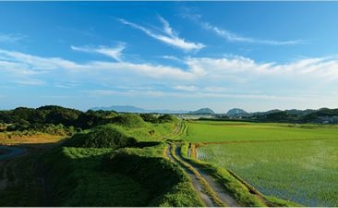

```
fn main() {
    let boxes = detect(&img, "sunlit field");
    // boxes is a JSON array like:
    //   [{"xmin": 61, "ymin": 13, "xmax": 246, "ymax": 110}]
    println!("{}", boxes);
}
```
[{"xmin": 184, "ymin": 121, "xmax": 338, "ymax": 206}]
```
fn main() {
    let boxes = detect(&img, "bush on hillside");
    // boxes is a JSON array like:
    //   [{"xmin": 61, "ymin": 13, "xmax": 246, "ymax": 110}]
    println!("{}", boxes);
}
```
[
  {"xmin": 140, "ymin": 114, "xmax": 159, "ymax": 123},
  {"xmin": 112, "ymin": 114, "xmax": 146, "ymax": 128},
  {"xmin": 158, "ymin": 114, "xmax": 177, "ymax": 123},
  {"xmin": 104, "ymin": 150, "xmax": 203, "ymax": 206},
  {"xmin": 105, "ymin": 152, "xmax": 186, "ymax": 196},
  {"xmin": 65, "ymin": 126, "xmax": 137, "ymax": 149}
]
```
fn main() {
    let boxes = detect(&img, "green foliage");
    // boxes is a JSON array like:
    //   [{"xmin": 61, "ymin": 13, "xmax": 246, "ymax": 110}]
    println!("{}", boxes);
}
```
[
  {"xmin": 105, "ymin": 147, "xmax": 203, "ymax": 206},
  {"xmin": 140, "ymin": 113, "xmax": 159, "ymax": 123},
  {"xmin": 41, "ymin": 147, "xmax": 148, "ymax": 206},
  {"xmin": 158, "ymin": 114, "xmax": 178, "ymax": 123},
  {"xmin": 66, "ymin": 126, "xmax": 137, "ymax": 149},
  {"xmin": 112, "ymin": 113, "xmax": 146, "ymax": 128},
  {"xmin": 85, "ymin": 126, "xmax": 137, "ymax": 148},
  {"xmin": 151, "ymin": 181, "xmax": 204, "ymax": 207}
]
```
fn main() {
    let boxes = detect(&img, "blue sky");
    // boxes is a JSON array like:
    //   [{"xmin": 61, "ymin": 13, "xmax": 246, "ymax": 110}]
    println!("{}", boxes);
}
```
[{"xmin": 1, "ymin": 2, "xmax": 338, "ymax": 113}]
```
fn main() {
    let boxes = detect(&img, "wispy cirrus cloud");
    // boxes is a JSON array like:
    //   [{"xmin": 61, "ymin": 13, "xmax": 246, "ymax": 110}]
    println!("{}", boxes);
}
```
[
  {"xmin": 201, "ymin": 22, "xmax": 301, "ymax": 45},
  {"xmin": 0, "ymin": 33, "xmax": 24, "ymax": 43},
  {"xmin": 13, "ymin": 79, "xmax": 45, "ymax": 86},
  {"xmin": 119, "ymin": 17, "xmax": 205, "ymax": 52},
  {"xmin": 182, "ymin": 12, "xmax": 302, "ymax": 46},
  {"xmin": 174, "ymin": 85, "xmax": 198, "ymax": 92},
  {"xmin": 71, "ymin": 43, "xmax": 125, "ymax": 62}
]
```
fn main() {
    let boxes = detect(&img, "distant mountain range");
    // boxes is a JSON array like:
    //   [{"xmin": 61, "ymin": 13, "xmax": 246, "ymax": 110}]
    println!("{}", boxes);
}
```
[
  {"xmin": 188, "ymin": 108, "xmax": 215, "ymax": 115},
  {"xmin": 226, "ymin": 108, "xmax": 249, "ymax": 117},
  {"xmin": 90, "ymin": 105, "xmax": 220, "ymax": 115},
  {"xmin": 89, "ymin": 105, "xmax": 188, "ymax": 114},
  {"xmin": 89, "ymin": 105, "xmax": 337, "ymax": 122}
]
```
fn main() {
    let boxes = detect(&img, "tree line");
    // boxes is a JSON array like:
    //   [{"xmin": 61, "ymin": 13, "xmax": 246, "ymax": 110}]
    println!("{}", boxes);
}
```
[{"xmin": 0, "ymin": 105, "xmax": 177, "ymax": 135}]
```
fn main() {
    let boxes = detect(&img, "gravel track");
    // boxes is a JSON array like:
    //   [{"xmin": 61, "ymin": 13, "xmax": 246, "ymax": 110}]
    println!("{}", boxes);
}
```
[{"xmin": 167, "ymin": 143, "xmax": 240, "ymax": 207}]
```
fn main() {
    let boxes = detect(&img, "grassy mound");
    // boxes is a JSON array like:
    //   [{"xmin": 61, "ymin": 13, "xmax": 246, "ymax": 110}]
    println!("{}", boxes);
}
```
[
  {"xmin": 104, "ymin": 147, "xmax": 204, "ymax": 206},
  {"xmin": 112, "ymin": 114, "xmax": 146, "ymax": 128},
  {"xmin": 41, "ymin": 147, "xmax": 149, "ymax": 206},
  {"xmin": 41, "ymin": 143, "xmax": 203, "ymax": 207},
  {"xmin": 65, "ymin": 126, "xmax": 137, "ymax": 149}
]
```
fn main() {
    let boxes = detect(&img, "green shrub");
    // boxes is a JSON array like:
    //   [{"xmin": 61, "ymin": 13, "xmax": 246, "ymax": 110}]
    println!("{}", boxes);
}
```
[
  {"xmin": 105, "ymin": 150, "xmax": 203, "ymax": 206},
  {"xmin": 112, "ymin": 114, "xmax": 146, "ymax": 128},
  {"xmin": 140, "ymin": 114, "xmax": 159, "ymax": 123},
  {"xmin": 66, "ymin": 126, "xmax": 137, "ymax": 149},
  {"xmin": 158, "ymin": 114, "xmax": 177, "ymax": 123}
]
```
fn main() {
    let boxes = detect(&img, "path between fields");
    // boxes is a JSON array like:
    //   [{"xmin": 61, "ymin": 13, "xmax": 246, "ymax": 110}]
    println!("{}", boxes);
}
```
[{"xmin": 166, "ymin": 143, "xmax": 240, "ymax": 207}]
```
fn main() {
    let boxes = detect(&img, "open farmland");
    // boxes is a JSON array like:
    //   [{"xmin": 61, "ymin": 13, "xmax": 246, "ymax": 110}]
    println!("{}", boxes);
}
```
[{"xmin": 184, "ymin": 121, "xmax": 338, "ymax": 206}]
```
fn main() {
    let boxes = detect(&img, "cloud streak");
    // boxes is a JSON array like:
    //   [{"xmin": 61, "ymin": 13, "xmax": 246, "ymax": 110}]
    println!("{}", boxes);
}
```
[
  {"xmin": 71, "ymin": 43, "xmax": 125, "ymax": 62},
  {"xmin": 201, "ymin": 20, "xmax": 302, "ymax": 45},
  {"xmin": 119, "ymin": 17, "xmax": 205, "ymax": 51},
  {"xmin": 0, "ymin": 33, "xmax": 24, "ymax": 43}
]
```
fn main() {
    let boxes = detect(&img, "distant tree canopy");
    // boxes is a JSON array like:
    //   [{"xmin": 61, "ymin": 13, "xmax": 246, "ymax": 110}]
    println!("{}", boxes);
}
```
[{"xmin": 0, "ymin": 105, "xmax": 120, "ymax": 133}]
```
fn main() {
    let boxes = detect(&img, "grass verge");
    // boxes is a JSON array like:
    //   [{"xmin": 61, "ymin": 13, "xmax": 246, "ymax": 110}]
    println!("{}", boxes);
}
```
[{"xmin": 180, "ymin": 142, "xmax": 302, "ymax": 207}]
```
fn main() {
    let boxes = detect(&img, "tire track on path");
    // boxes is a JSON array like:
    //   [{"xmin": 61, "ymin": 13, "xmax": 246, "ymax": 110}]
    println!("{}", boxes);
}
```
[
  {"xmin": 166, "ymin": 143, "xmax": 240, "ymax": 207},
  {"xmin": 166, "ymin": 144, "xmax": 215, "ymax": 207}
]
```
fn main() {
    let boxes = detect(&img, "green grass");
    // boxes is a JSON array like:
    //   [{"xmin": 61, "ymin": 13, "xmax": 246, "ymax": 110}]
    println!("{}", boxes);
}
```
[
  {"xmin": 183, "ymin": 120, "xmax": 338, "ymax": 142},
  {"xmin": 179, "ymin": 142, "xmax": 298, "ymax": 207},
  {"xmin": 104, "ymin": 143, "xmax": 204, "ymax": 207},
  {"xmin": 186, "ymin": 121, "xmax": 338, "ymax": 206},
  {"xmin": 40, "ymin": 118, "xmax": 203, "ymax": 207},
  {"xmin": 104, "ymin": 119, "xmax": 179, "ymax": 142},
  {"xmin": 42, "ymin": 146, "xmax": 149, "ymax": 206}
]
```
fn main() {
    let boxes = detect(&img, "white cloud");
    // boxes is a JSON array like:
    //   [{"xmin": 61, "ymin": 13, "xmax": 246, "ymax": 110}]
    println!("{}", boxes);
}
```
[
  {"xmin": 13, "ymin": 79, "xmax": 45, "ymax": 86},
  {"xmin": 174, "ymin": 85, "xmax": 198, "ymax": 92},
  {"xmin": 201, "ymin": 21, "xmax": 301, "ymax": 45},
  {"xmin": 119, "ymin": 17, "xmax": 205, "ymax": 51},
  {"xmin": 0, "ymin": 48, "xmax": 197, "ymax": 88},
  {"xmin": 161, "ymin": 55, "xmax": 182, "ymax": 62},
  {"xmin": 0, "ymin": 33, "xmax": 24, "ymax": 43},
  {"xmin": 1, "ymin": 47, "xmax": 338, "ymax": 111},
  {"xmin": 71, "ymin": 43, "xmax": 125, "ymax": 62},
  {"xmin": 0, "ymin": 49, "xmax": 82, "ymax": 73}
]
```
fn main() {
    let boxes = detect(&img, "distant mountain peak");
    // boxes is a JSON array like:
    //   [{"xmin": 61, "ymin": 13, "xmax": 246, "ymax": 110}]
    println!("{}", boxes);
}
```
[
  {"xmin": 226, "ymin": 108, "xmax": 249, "ymax": 117},
  {"xmin": 90, "ymin": 105, "xmax": 147, "ymax": 113},
  {"xmin": 89, "ymin": 105, "xmax": 188, "ymax": 114},
  {"xmin": 188, "ymin": 108, "xmax": 215, "ymax": 115}
]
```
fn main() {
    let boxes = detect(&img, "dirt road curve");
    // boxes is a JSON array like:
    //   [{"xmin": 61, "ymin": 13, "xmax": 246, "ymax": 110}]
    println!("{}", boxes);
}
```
[{"xmin": 166, "ymin": 143, "xmax": 240, "ymax": 207}]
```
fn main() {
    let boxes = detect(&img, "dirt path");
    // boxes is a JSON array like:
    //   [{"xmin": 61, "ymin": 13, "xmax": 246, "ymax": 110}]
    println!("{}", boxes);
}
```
[
  {"xmin": 167, "ymin": 144, "xmax": 215, "ymax": 207},
  {"xmin": 166, "ymin": 143, "xmax": 240, "ymax": 207}
]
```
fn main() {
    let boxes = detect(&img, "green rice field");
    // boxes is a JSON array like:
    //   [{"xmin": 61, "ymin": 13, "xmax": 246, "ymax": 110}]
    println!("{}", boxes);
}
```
[{"xmin": 184, "ymin": 121, "xmax": 338, "ymax": 206}]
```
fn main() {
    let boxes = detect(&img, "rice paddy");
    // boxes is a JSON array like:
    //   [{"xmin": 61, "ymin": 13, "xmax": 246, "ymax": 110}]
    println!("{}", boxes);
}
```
[{"xmin": 184, "ymin": 121, "xmax": 338, "ymax": 206}]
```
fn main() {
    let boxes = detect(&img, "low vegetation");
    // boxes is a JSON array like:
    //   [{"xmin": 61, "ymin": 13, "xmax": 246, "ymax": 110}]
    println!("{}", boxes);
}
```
[
  {"xmin": 185, "ymin": 121, "xmax": 338, "ymax": 207},
  {"xmin": 1, "ymin": 105, "xmax": 336, "ymax": 207},
  {"xmin": 32, "ymin": 114, "xmax": 202, "ymax": 206},
  {"xmin": 65, "ymin": 126, "xmax": 137, "ymax": 149},
  {"xmin": 105, "ymin": 146, "xmax": 203, "ymax": 206}
]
